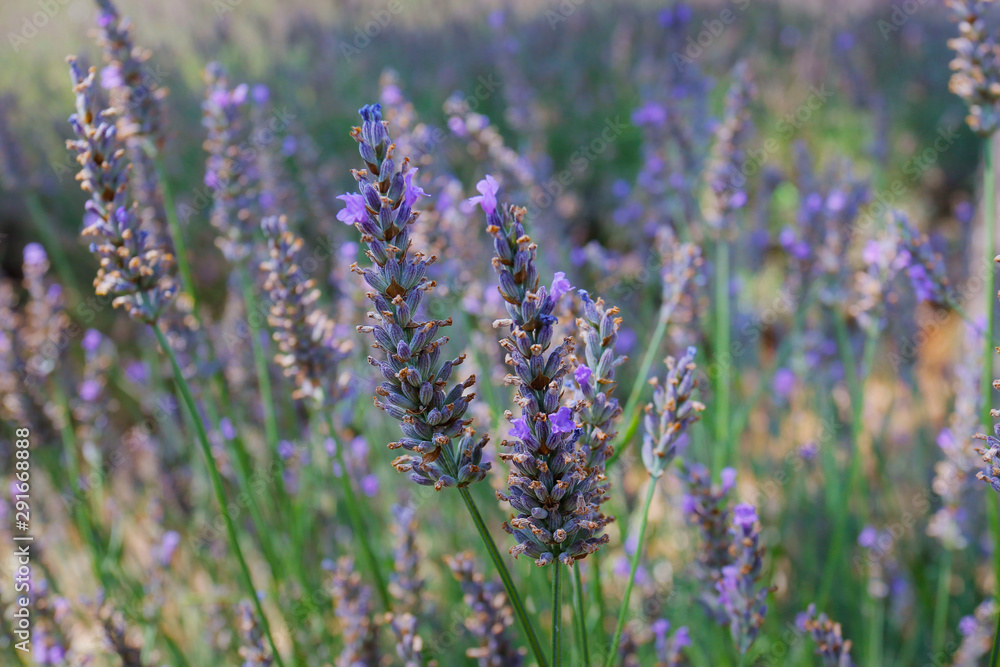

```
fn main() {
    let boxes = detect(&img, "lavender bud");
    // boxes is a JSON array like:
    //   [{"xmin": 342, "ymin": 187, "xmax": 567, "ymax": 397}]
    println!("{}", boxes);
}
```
[
  {"xmin": 947, "ymin": 0, "xmax": 1000, "ymax": 136},
  {"xmin": 641, "ymin": 347, "xmax": 705, "ymax": 477},
  {"xmin": 795, "ymin": 604, "xmax": 854, "ymax": 667}
]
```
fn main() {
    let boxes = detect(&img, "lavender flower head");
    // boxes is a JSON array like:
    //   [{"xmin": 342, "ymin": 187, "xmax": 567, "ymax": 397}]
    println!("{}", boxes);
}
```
[
  {"xmin": 681, "ymin": 461, "xmax": 737, "ymax": 623},
  {"xmin": 951, "ymin": 599, "xmax": 998, "ymax": 666},
  {"xmin": 67, "ymin": 58, "xmax": 177, "ymax": 323},
  {"xmin": 642, "ymin": 346, "xmax": 705, "ymax": 477},
  {"xmin": 446, "ymin": 551, "xmax": 525, "ymax": 667},
  {"xmin": 571, "ymin": 290, "xmax": 626, "ymax": 519},
  {"xmin": 893, "ymin": 211, "xmax": 950, "ymax": 305},
  {"xmin": 260, "ymin": 215, "xmax": 351, "ymax": 405},
  {"xmin": 346, "ymin": 103, "xmax": 490, "ymax": 490},
  {"xmin": 717, "ymin": 502, "xmax": 771, "ymax": 655},
  {"xmin": 796, "ymin": 604, "xmax": 854, "ymax": 667},
  {"xmin": 203, "ymin": 62, "xmax": 255, "ymax": 263},
  {"xmin": 705, "ymin": 61, "xmax": 755, "ymax": 237},
  {"xmin": 477, "ymin": 178, "xmax": 608, "ymax": 566},
  {"xmin": 652, "ymin": 620, "xmax": 691, "ymax": 666},
  {"xmin": 329, "ymin": 557, "xmax": 380, "ymax": 667},
  {"xmin": 947, "ymin": 0, "xmax": 1000, "ymax": 135},
  {"xmin": 94, "ymin": 0, "xmax": 166, "ymax": 144}
]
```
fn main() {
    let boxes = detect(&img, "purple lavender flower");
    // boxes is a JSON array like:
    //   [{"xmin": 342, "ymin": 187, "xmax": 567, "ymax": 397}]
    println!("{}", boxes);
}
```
[
  {"xmin": 203, "ymin": 62, "xmax": 257, "ymax": 263},
  {"xmin": 717, "ymin": 502, "xmax": 772, "ymax": 655},
  {"xmin": 237, "ymin": 600, "xmax": 274, "ymax": 666},
  {"xmin": 705, "ymin": 62, "xmax": 755, "ymax": 237},
  {"xmin": 642, "ymin": 346, "xmax": 705, "ymax": 477},
  {"xmin": 446, "ymin": 552, "xmax": 525, "ymax": 667},
  {"xmin": 947, "ymin": 0, "xmax": 1000, "ymax": 135},
  {"xmin": 67, "ymin": 58, "xmax": 177, "ymax": 323},
  {"xmin": 467, "ymin": 174, "xmax": 499, "ymax": 216},
  {"xmin": 951, "ymin": 599, "xmax": 998, "ymax": 666},
  {"xmin": 260, "ymin": 216, "xmax": 351, "ymax": 405},
  {"xmin": 796, "ymin": 604, "xmax": 854, "ymax": 667},
  {"xmin": 893, "ymin": 211, "xmax": 950, "ymax": 305},
  {"xmin": 348, "ymin": 103, "xmax": 490, "ymax": 490},
  {"xmin": 681, "ymin": 462, "xmax": 736, "ymax": 623},
  {"xmin": 93, "ymin": 0, "xmax": 167, "ymax": 145},
  {"xmin": 329, "ymin": 557, "xmax": 380, "ymax": 666},
  {"xmin": 570, "ymin": 290, "xmax": 627, "ymax": 527},
  {"xmin": 652, "ymin": 619, "xmax": 691, "ymax": 666},
  {"xmin": 479, "ymin": 181, "xmax": 608, "ymax": 566}
]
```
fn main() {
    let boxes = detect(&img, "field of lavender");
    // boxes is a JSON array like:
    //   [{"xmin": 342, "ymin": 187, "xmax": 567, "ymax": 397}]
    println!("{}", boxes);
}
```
[{"xmin": 4, "ymin": 0, "xmax": 1000, "ymax": 665}]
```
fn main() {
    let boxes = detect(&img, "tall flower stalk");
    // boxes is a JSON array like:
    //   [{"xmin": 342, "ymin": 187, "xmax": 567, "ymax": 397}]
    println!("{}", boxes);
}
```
[
  {"xmin": 705, "ymin": 62, "xmax": 754, "ymax": 472},
  {"xmin": 344, "ymin": 104, "xmax": 547, "ymax": 666},
  {"xmin": 947, "ymin": 2, "xmax": 1000, "ymax": 661},
  {"xmin": 67, "ymin": 56, "xmax": 286, "ymax": 667},
  {"xmin": 607, "ymin": 346, "xmax": 704, "ymax": 666}
]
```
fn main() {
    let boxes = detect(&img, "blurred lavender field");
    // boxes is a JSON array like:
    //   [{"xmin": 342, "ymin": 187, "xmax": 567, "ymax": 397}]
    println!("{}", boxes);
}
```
[{"xmin": 1, "ymin": 0, "xmax": 1000, "ymax": 665}]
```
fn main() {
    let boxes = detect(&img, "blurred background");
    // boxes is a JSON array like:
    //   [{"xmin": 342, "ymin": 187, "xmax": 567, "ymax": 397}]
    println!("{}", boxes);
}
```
[{"xmin": 1, "ymin": 0, "xmax": 997, "ymax": 665}]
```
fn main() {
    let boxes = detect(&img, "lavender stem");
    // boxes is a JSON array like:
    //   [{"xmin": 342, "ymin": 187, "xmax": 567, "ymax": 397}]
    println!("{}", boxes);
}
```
[
  {"xmin": 324, "ymin": 417, "xmax": 391, "ymax": 611},
  {"xmin": 572, "ymin": 565, "xmax": 589, "ymax": 666},
  {"xmin": 457, "ymin": 485, "xmax": 550, "ymax": 667},
  {"xmin": 605, "ymin": 478, "xmax": 657, "ymax": 667},
  {"xmin": 152, "ymin": 322, "xmax": 287, "ymax": 667},
  {"xmin": 552, "ymin": 563, "xmax": 563, "ymax": 667}
]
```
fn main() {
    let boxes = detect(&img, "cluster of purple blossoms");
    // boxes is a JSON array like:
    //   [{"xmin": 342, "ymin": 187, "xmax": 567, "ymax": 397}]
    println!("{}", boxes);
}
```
[
  {"xmin": 717, "ymin": 503, "xmax": 771, "ymax": 655},
  {"xmin": 446, "ymin": 551, "xmax": 525, "ymax": 667},
  {"xmin": 947, "ymin": 0, "xmax": 1000, "ymax": 136},
  {"xmin": 67, "ymin": 58, "xmax": 177, "ymax": 324},
  {"xmin": 571, "ymin": 290, "xmax": 626, "ymax": 518},
  {"xmin": 642, "ymin": 346, "xmax": 705, "ymax": 477},
  {"xmin": 94, "ymin": 0, "xmax": 166, "ymax": 145},
  {"xmin": 203, "ymin": 62, "xmax": 255, "ymax": 263},
  {"xmin": 475, "ymin": 177, "xmax": 608, "ymax": 566},
  {"xmin": 236, "ymin": 601, "xmax": 274, "ymax": 666},
  {"xmin": 704, "ymin": 61, "xmax": 755, "ymax": 237},
  {"xmin": 952, "ymin": 599, "xmax": 1000, "ymax": 665},
  {"xmin": 346, "ymin": 103, "xmax": 489, "ymax": 489},
  {"xmin": 680, "ymin": 462, "xmax": 737, "ymax": 623},
  {"xmin": 384, "ymin": 611, "xmax": 426, "ymax": 667},
  {"xmin": 892, "ymin": 211, "xmax": 951, "ymax": 305},
  {"xmin": 651, "ymin": 619, "xmax": 691, "ymax": 666},
  {"xmin": 796, "ymin": 604, "xmax": 854, "ymax": 666},
  {"xmin": 260, "ymin": 215, "xmax": 351, "ymax": 405},
  {"xmin": 329, "ymin": 557, "xmax": 380, "ymax": 667}
]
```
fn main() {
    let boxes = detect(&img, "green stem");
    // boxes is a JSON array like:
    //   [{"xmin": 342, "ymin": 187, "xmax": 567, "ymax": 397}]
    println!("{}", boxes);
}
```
[
  {"xmin": 457, "ymin": 486, "xmax": 549, "ymax": 667},
  {"xmin": 239, "ymin": 266, "xmax": 280, "ymax": 452},
  {"xmin": 984, "ymin": 138, "xmax": 1000, "ymax": 667},
  {"xmin": 592, "ymin": 555, "xmax": 607, "ymax": 652},
  {"xmin": 325, "ymin": 418, "xmax": 391, "ymax": 611},
  {"xmin": 572, "ymin": 565, "xmax": 590, "ymax": 666},
  {"xmin": 714, "ymin": 238, "xmax": 731, "ymax": 472},
  {"xmin": 552, "ymin": 564, "xmax": 562, "ymax": 667},
  {"xmin": 152, "ymin": 323, "xmax": 286, "ymax": 667},
  {"xmin": 932, "ymin": 547, "xmax": 952, "ymax": 656},
  {"xmin": 151, "ymin": 153, "xmax": 197, "ymax": 303},
  {"xmin": 605, "ymin": 478, "xmax": 657, "ymax": 667}
]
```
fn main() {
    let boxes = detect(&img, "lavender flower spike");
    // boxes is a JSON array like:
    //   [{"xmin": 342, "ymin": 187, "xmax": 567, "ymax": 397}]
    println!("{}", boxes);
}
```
[
  {"xmin": 446, "ymin": 551, "xmax": 525, "ymax": 667},
  {"xmin": 94, "ymin": 0, "xmax": 167, "ymax": 145},
  {"xmin": 67, "ymin": 57, "xmax": 176, "ymax": 323},
  {"xmin": 641, "ymin": 346, "xmax": 705, "ymax": 477},
  {"xmin": 947, "ymin": 0, "xmax": 1000, "ymax": 136},
  {"xmin": 572, "ymin": 290, "xmax": 627, "ymax": 518},
  {"xmin": 478, "ymin": 185, "xmax": 608, "ymax": 566},
  {"xmin": 796, "ymin": 604, "xmax": 854, "ymax": 667},
  {"xmin": 705, "ymin": 61, "xmax": 755, "ymax": 237},
  {"xmin": 203, "ymin": 62, "xmax": 255, "ymax": 263},
  {"xmin": 347, "ymin": 103, "xmax": 490, "ymax": 490},
  {"xmin": 681, "ymin": 462, "xmax": 737, "ymax": 623},
  {"xmin": 260, "ymin": 215, "xmax": 350, "ymax": 405},
  {"xmin": 718, "ymin": 503, "xmax": 772, "ymax": 655}
]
